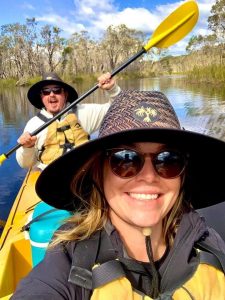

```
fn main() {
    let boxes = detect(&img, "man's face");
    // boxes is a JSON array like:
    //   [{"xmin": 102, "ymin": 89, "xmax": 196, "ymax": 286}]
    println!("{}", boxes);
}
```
[{"xmin": 40, "ymin": 84, "xmax": 68, "ymax": 115}]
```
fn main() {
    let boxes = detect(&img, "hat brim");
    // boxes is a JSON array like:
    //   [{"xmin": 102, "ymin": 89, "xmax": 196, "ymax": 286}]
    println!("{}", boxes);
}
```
[
  {"xmin": 36, "ymin": 128, "xmax": 225, "ymax": 211},
  {"xmin": 28, "ymin": 80, "xmax": 78, "ymax": 109}
]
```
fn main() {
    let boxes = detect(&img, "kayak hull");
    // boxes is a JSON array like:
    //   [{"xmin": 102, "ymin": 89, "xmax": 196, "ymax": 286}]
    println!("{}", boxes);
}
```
[{"xmin": 0, "ymin": 169, "xmax": 41, "ymax": 299}]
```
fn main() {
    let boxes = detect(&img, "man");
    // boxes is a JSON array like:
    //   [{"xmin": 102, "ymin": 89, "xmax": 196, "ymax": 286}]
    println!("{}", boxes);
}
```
[{"xmin": 16, "ymin": 72, "xmax": 120, "ymax": 170}]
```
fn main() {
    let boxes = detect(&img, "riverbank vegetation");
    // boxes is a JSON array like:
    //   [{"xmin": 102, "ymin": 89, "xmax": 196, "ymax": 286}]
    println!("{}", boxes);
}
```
[
  {"xmin": 0, "ymin": 0, "xmax": 224, "ymax": 87},
  {"xmin": 151, "ymin": 0, "xmax": 225, "ymax": 84}
]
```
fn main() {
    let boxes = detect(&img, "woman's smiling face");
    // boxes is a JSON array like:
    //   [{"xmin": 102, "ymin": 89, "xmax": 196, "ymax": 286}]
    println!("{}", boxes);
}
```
[{"xmin": 103, "ymin": 142, "xmax": 182, "ymax": 232}]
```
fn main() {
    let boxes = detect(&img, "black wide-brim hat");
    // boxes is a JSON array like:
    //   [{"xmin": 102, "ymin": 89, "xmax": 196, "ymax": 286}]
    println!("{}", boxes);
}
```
[
  {"xmin": 36, "ymin": 90, "xmax": 225, "ymax": 211},
  {"xmin": 28, "ymin": 72, "xmax": 78, "ymax": 109}
]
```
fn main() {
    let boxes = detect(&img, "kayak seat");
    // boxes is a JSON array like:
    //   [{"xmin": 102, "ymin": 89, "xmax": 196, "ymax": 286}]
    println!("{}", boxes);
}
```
[{"xmin": 29, "ymin": 201, "xmax": 71, "ymax": 266}]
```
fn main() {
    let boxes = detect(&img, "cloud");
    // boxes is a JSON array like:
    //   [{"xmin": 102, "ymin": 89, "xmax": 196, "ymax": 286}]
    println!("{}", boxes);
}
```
[
  {"xmin": 21, "ymin": 2, "xmax": 35, "ymax": 10},
  {"xmin": 152, "ymin": 0, "xmax": 216, "ymax": 55},
  {"xmin": 35, "ymin": 0, "xmax": 216, "ymax": 54},
  {"xmin": 36, "ymin": 14, "xmax": 86, "ymax": 34},
  {"xmin": 91, "ymin": 8, "xmax": 159, "ymax": 33},
  {"xmin": 73, "ymin": 0, "xmax": 116, "ymax": 16}
]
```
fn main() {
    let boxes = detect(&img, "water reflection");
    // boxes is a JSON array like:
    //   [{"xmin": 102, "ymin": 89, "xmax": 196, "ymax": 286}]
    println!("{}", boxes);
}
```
[
  {"xmin": 123, "ymin": 76, "xmax": 225, "ymax": 139},
  {"xmin": 0, "ymin": 76, "xmax": 225, "ymax": 224}
]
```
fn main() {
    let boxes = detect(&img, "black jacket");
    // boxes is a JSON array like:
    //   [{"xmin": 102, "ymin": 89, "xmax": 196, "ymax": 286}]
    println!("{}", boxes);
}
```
[{"xmin": 11, "ymin": 211, "xmax": 225, "ymax": 299}]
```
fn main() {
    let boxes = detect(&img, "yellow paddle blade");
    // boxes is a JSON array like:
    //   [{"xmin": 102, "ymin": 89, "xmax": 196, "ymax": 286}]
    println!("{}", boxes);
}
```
[
  {"xmin": 144, "ymin": 1, "xmax": 199, "ymax": 51},
  {"xmin": 0, "ymin": 154, "xmax": 7, "ymax": 165}
]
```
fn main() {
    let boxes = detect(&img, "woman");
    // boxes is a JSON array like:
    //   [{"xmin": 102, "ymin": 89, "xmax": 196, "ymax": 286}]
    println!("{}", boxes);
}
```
[{"xmin": 12, "ymin": 90, "xmax": 225, "ymax": 299}]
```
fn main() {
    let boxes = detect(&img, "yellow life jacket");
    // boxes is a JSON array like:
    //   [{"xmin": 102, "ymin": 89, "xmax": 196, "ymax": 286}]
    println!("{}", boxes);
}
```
[
  {"xmin": 91, "ymin": 262, "xmax": 225, "ymax": 300},
  {"xmin": 39, "ymin": 113, "xmax": 89, "ymax": 165},
  {"xmin": 69, "ymin": 230, "xmax": 225, "ymax": 300}
]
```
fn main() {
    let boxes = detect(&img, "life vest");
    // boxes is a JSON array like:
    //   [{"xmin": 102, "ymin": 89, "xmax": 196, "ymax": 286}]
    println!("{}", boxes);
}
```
[
  {"xmin": 37, "ymin": 112, "xmax": 89, "ymax": 165},
  {"xmin": 68, "ymin": 230, "xmax": 225, "ymax": 300}
]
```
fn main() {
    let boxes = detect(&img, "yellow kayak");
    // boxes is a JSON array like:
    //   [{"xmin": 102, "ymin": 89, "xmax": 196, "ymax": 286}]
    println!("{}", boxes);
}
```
[
  {"xmin": 0, "ymin": 168, "xmax": 71, "ymax": 299},
  {"xmin": 0, "ymin": 168, "xmax": 41, "ymax": 299}
]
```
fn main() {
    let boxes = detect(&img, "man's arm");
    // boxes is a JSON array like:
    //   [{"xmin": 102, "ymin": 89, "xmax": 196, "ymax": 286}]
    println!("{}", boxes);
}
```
[
  {"xmin": 16, "ymin": 117, "xmax": 45, "ymax": 169},
  {"xmin": 76, "ymin": 73, "xmax": 121, "ymax": 134},
  {"xmin": 98, "ymin": 72, "xmax": 121, "ymax": 101}
]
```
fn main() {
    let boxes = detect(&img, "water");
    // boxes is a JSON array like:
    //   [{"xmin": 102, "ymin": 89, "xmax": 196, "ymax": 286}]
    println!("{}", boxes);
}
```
[{"xmin": 1, "ymin": 76, "xmax": 225, "ymax": 225}]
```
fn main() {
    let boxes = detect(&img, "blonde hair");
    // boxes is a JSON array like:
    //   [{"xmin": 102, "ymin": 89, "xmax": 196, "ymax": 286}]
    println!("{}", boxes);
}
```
[
  {"xmin": 50, "ymin": 151, "xmax": 107, "ymax": 247},
  {"xmin": 51, "ymin": 150, "xmax": 190, "ymax": 248}
]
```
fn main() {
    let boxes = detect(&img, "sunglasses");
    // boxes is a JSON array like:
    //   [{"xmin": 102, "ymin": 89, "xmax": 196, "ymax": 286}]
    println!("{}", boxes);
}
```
[
  {"xmin": 41, "ymin": 87, "xmax": 63, "ymax": 96},
  {"xmin": 106, "ymin": 148, "xmax": 187, "ymax": 179}
]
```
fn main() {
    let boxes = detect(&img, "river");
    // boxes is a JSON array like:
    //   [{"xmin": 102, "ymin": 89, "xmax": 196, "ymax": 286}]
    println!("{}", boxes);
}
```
[{"xmin": 1, "ymin": 75, "xmax": 225, "ymax": 224}]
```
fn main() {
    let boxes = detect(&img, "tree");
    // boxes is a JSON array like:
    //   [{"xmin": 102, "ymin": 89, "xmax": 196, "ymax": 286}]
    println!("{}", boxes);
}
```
[
  {"xmin": 0, "ymin": 19, "xmax": 43, "ymax": 79},
  {"xmin": 208, "ymin": 0, "xmax": 225, "ymax": 64},
  {"xmin": 67, "ymin": 31, "xmax": 96, "ymax": 75},
  {"xmin": 0, "ymin": 23, "xmax": 35, "ymax": 78},
  {"xmin": 40, "ymin": 25, "xmax": 65, "ymax": 72},
  {"xmin": 208, "ymin": 0, "xmax": 225, "ymax": 42},
  {"xmin": 186, "ymin": 34, "xmax": 217, "ymax": 53},
  {"xmin": 100, "ymin": 24, "xmax": 145, "ymax": 71}
]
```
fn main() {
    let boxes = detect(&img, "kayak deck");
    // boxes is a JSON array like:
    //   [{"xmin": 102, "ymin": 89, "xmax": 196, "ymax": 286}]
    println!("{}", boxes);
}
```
[{"xmin": 0, "ymin": 169, "xmax": 41, "ymax": 299}]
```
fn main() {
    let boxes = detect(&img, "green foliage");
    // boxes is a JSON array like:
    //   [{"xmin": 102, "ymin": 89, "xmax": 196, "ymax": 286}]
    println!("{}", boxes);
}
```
[
  {"xmin": 187, "ymin": 65, "xmax": 225, "ymax": 83},
  {"xmin": 186, "ymin": 34, "xmax": 217, "ymax": 53},
  {"xmin": 64, "ymin": 73, "xmax": 97, "ymax": 84},
  {"xmin": 0, "ymin": 78, "xmax": 17, "ymax": 87},
  {"xmin": 70, "ymin": 76, "xmax": 84, "ymax": 83},
  {"xmin": 1, "ymin": 0, "xmax": 225, "ymax": 84},
  {"xmin": 63, "ymin": 46, "xmax": 73, "ymax": 55},
  {"xmin": 101, "ymin": 24, "xmax": 145, "ymax": 70},
  {"xmin": 208, "ymin": 0, "xmax": 225, "ymax": 38},
  {"xmin": 27, "ymin": 76, "xmax": 42, "ymax": 86}
]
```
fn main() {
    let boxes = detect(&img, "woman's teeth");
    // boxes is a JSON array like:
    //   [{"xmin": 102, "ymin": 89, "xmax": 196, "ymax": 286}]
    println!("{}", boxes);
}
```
[{"xmin": 128, "ymin": 193, "xmax": 158, "ymax": 200}]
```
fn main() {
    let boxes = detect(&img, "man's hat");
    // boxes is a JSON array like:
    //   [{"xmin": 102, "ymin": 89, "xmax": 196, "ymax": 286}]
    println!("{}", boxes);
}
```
[
  {"xmin": 27, "ymin": 72, "xmax": 78, "ymax": 109},
  {"xmin": 36, "ymin": 90, "xmax": 225, "ymax": 211}
]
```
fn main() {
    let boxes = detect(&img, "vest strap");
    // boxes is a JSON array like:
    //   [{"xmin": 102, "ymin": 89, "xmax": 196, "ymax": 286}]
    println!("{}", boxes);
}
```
[
  {"xmin": 69, "ymin": 265, "xmax": 92, "ymax": 290},
  {"xmin": 196, "ymin": 240, "xmax": 225, "ymax": 272},
  {"xmin": 92, "ymin": 260, "xmax": 125, "ymax": 289},
  {"xmin": 57, "ymin": 125, "xmax": 71, "ymax": 132},
  {"xmin": 199, "ymin": 251, "xmax": 223, "ymax": 270},
  {"xmin": 68, "ymin": 230, "xmax": 118, "ymax": 289},
  {"xmin": 37, "ymin": 112, "xmax": 52, "ymax": 122},
  {"xmin": 59, "ymin": 143, "xmax": 74, "ymax": 150}
]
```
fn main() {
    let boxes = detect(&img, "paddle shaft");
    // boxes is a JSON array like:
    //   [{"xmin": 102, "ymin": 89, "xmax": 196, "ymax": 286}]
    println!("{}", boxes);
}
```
[{"xmin": 4, "ymin": 48, "xmax": 147, "ymax": 158}]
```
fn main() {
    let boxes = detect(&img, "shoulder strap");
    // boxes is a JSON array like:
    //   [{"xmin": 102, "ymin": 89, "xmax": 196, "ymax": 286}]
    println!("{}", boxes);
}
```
[
  {"xmin": 68, "ymin": 230, "xmax": 118, "ymax": 289},
  {"xmin": 37, "ymin": 111, "xmax": 52, "ymax": 123},
  {"xmin": 196, "ymin": 240, "xmax": 225, "ymax": 273},
  {"xmin": 69, "ymin": 231, "xmax": 101, "ymax": 289}
]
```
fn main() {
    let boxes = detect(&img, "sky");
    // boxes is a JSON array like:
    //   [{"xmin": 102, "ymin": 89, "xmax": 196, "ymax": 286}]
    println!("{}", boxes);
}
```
[{"xmin": 0, "ymin": 0, "xmax": 216, "ymax": 55}]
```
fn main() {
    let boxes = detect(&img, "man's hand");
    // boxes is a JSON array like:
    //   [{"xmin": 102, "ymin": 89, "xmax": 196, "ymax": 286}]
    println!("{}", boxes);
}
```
[
  {"xmin": 98, "ymin": 72, "xmax": 115, "ymax": 90},
  {"xmin": 17, "ymin": 132, "xmax": 37, "ymax": 148}
]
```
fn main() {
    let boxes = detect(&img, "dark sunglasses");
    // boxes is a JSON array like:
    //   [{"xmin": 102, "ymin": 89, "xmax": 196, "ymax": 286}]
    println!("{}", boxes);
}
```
[
  {"xmin": 41, "ymin": 87, "xmax": 63, "ymax": 96},
  {"xmin": 106, "ymin": 148, "xmax": 187, "ymax": 179}
]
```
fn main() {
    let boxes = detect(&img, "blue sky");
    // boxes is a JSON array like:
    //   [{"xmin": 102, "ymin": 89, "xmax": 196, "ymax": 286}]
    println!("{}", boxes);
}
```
[{"xmin": 0, "ymin": 0, "xmax": 216, "ymax": 55}]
